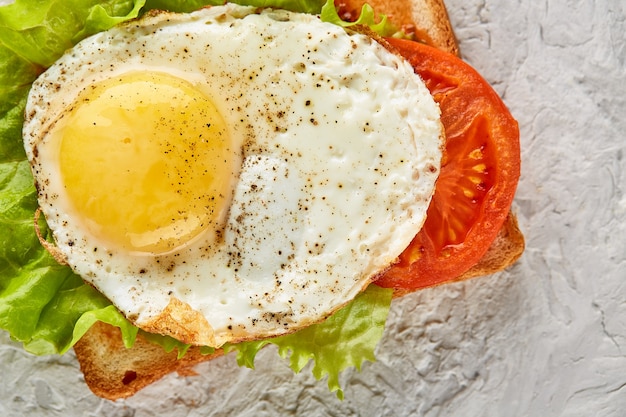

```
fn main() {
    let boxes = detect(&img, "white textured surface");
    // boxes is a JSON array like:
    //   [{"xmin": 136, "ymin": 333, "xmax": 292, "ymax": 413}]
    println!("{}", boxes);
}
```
[{"xmin": 1, "ymin": 0, "xmax": 625, "ymax": 415}]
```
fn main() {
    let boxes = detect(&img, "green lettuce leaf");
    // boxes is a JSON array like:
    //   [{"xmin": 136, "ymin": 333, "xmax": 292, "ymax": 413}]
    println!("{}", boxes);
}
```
[
  {"xmin": 319, "ymin": 0, "xmax": 398, "ymax": 37},
  {"xmin": 229, "ymin": 0, "xmax": 324, "ymax": 13},
  {"xmin": 144, "ymin": 0, "xmax": 326, "ymax": 14},
  {"xmin": 143, "ymin": 0, "xmax": 221, "ymax": 13},
  {"xmin": 139, "ymin": 330, "xmax": 216, "ymax": 358},
  {"xmin": 227, "ymin": 285, "xmax": 393, "ymax": 399},
  {"xmin": 0, "ymin": 47, "xmax": 38, "ymax": 164},
  {"xmin": 0, "ymin": 0, "xmax": 146, "ymax": 67}
]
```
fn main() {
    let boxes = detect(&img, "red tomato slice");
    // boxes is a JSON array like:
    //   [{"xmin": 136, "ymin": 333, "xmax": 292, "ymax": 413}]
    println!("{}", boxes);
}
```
[{"xmin": 375, "ymin": 38, "xmax": 520, "ymax": 291}]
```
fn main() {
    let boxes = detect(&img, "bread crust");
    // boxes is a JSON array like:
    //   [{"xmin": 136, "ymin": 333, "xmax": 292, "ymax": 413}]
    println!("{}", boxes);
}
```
[
  {"xmin": 74, "ymin": 321, "xmax": 222, "ymax": 400},
  {"xmin": 459, "ymin": 213, "xmax": 525, "ymax": 281},
  {"xmin": 74, "ymin": 0, "xmax": 524, "ymax": 399},
  {"xmin": 336, "ymin": 0, "xmax": 459, "ymax": 55}
]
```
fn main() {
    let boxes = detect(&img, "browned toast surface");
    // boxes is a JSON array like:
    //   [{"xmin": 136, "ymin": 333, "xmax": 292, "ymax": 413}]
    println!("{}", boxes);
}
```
[
  {"xmin": 337, "ymin": 0, "xmax": 459, "ymax": 55},
  {"xmin": 73, "ymin": 0, "xmax": 523, "ymax": 400},
  {"xmin": 459, "ymin": 213, "xmax": 525, "ymax": 281},
  {"xmin": 74, "ymin": 321, "xmax": 222, "ymax": 400}
]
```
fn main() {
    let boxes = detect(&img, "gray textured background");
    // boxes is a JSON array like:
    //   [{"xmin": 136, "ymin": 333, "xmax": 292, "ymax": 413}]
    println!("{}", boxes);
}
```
[{"xmin": 1, "ymin": 0, "xmax": 625, "ymax": 415}]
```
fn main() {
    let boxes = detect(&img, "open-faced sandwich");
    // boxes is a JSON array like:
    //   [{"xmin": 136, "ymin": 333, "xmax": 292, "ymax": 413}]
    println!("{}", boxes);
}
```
[{"xmin": 0, "ymin": 0, "xmax": 523, "ymax": 400}]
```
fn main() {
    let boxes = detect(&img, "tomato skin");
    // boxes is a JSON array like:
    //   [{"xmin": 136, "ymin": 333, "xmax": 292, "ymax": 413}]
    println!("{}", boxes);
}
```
[{"xmin": 375, "ymin": 38, "xmax": 521, "ymax": 291}]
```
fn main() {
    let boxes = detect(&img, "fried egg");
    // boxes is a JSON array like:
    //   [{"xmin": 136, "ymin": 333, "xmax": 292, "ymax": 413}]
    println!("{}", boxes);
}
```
[{"xmin": 23, "ymin": 4, "xmax": 442, "ymax": 348}]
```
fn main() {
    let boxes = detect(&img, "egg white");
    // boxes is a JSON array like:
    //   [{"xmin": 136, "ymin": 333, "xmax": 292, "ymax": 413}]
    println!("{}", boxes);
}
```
[{"xmin": 23, "ymin": 4, "xmax": 442, "ymax": 347}]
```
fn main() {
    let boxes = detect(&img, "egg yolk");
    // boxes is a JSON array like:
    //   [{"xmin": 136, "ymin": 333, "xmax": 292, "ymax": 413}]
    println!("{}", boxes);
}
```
[{"xmin": 53, "ymin": 72, "xmax": 234, "ymax": 254}]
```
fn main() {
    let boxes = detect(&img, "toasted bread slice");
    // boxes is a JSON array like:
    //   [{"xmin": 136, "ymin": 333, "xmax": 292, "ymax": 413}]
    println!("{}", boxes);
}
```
[
  {"xmin": 459, "ymin": 213, "xmax": 524, "ymax": 280},
  {"xmin": 74, "ymin": 321, "xmax": 222, "ymax": 400},
  {"xmin": 336, "ymin": 0, "xmax": 459, "ymax": 56},
  {"xmin": 74, "ymin": 0, "xmax": 524, "ymax": 400}
]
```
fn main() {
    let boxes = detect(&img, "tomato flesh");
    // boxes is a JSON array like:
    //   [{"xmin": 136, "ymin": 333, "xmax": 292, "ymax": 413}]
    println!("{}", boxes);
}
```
[{"xmin": 375, "ymin": 38, "xmax": 520, "ymax": 291}]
